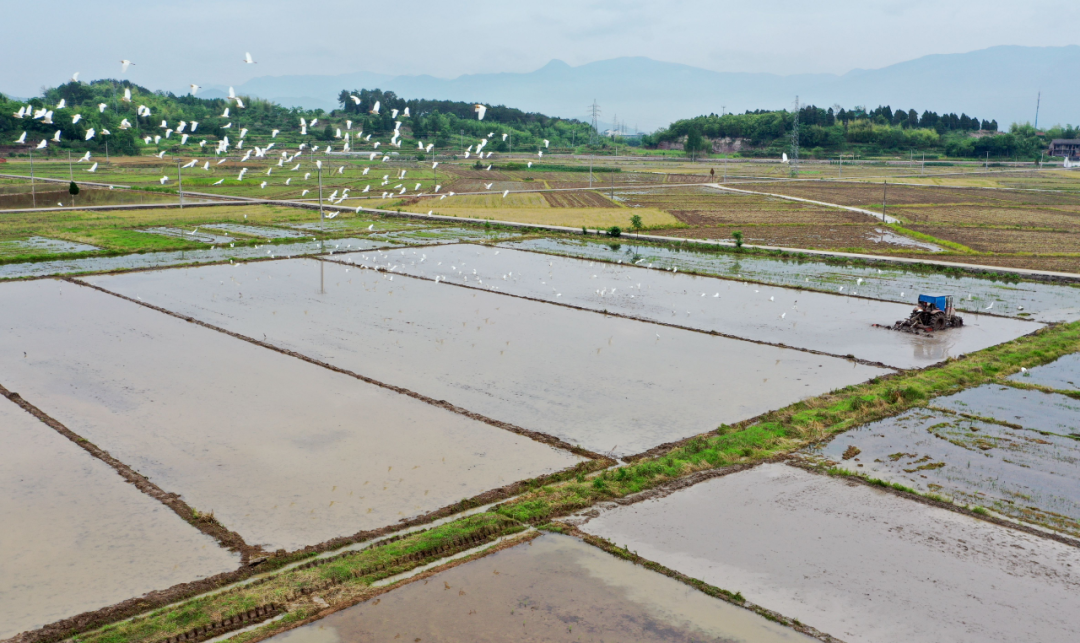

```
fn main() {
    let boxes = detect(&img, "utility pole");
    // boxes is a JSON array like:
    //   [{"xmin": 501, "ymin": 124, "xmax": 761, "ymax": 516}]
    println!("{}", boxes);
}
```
[
  {"xmin": 588, "ymin": 100, "xmax": 601, "ymax": 146},
  {"xmin": 318, "ymin": 163, "xmax": 324, "ymax": 233},
  {"xmin": 589, "ymin": 154, "xmax": 593, "ymax": 188},
  {"xmin": 1034, "ymin": 91, "xmax": 1041, "ymax": 130},
  {"xmin": 790, "ymin": 96, "xmax": 800, "ymax": 177},
  {"xmin": 105, "ymin": 141, "xmax": 109, "ymax": 163},
  {"xmin": 176, "ymin": 159, "xmax": 184, "ymax": 209},
  {"xmin": 839, "ymin": 154, "xmax": 843, "ymax": 178},
  {"xmin": 882, "ymin": 180, "xmax": 888, "ymax": 222},
  {"xmin": 68, "ymin": 150, "xmax": 73, "ymax": 182},
  {"xmin": 29, "ymin": 147, "xmax": 36, "ymax": 208},
  {"xmin": 921, "ymin": 152, "xmax": 925, "ymax": 176}
]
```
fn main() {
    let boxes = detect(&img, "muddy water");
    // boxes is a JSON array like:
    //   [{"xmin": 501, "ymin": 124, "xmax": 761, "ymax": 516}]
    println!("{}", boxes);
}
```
[
  {"xmin": 354, "ymin": 245, "xmax": 1039, "ymax": 369},
  {"xmin": 506, "ymin": 238, "xmax": 1080, "ymax": 323},
  {"xmin": 0, "ymin": 238, "xmax": 398, "ymax": 280},
  {"xmin": 0, "ymin": 236, "xmax": 98, "ymax": 258},
  {"xmin": 85, "ymin": 258, "xmax": 888, "ymax": 457},
  {"xmin": 933, "ymin": 385, "xmax": 1080, "ymax": 436},
  {"xmin": 579, "ymin": 464, "xmax": 1080, "ymax": 643},
  {"xmin": 806, "ymin": 408, "xmax": 1080, "ymax": 537},
  {"xmin": 0, "ymin": 280, "xmax": 580, "ymax": 550},
  {"xmin": 1009, "ymin": 352, "xmax": 1080, "ymax": 391},
  {"xmin": 267, "ymin": 534, "xmax": 813, "ymax": 643},
  {"xmin": 202, "ymin": 224, "xmax": 307, "ymax": 239},
  {"xmin": 0, "ymin": 397, "xmax": 239, "ymax": 639}
]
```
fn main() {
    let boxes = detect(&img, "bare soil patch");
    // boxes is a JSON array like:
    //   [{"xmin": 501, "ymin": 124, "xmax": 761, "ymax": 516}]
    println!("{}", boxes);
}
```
[
  {"xmin": 542, "ymin": 191, "xmax": 618, "ymax": 208},
  {"xmin": 907, "ymin": 225, "xmax": 1080, "ymax": 254}
]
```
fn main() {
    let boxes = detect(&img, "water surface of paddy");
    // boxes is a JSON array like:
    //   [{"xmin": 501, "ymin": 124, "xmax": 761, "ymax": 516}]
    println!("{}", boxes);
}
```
[
  {"xmin": 0, "ymin": 397, "xmax": 239, "ymax": 639},
  {"xmin": 0, "ymin": 280, "xmax": 580, "ymax": 550},
  {"xmin": 506, "ymin": 238, "xmax": 1080, "ymax": 323},
  {"xmin": 353, "ymin": 245, "xmax": 1038, "ymax": 369},
  {"xmin": 86, "ymin": 257, "xmax": 889, "ymax": 456},
  {"xmin": 1009, "ymin": 352, "xmax": 1080, "ymax": 391},
  {"xmin": 932, "ymin": 384, "xmax": 1080, "ymax": 436},
  {"xmin": 806, "ymin": 408, "xmax": 1080, "ymax": 537},
  {"xmin": 266, "ymin": 534, "xmax": 814, "ymax": 643},
  {"xmin": 580, "ymin": 463, "xmax": 1080, "ymax": 643}
]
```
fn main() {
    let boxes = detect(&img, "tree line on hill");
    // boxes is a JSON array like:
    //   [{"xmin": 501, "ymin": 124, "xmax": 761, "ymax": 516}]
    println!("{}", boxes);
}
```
[{"xmin": 647, "ymin": 104, "xmax": 1080, "ymax": 160}]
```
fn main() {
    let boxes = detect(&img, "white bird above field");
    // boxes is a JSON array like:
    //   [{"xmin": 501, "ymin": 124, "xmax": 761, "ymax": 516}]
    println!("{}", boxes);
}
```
[
  {"xmin": 203, "ymin": 161, "xmax": 210, "ymax": 170},
  {"xmin": 15, "ymin": 131, "xmax": 26, "ymax": 144},
  {"xmin": 191, "ymin": 121, "xmax": 199, "ymax": 132},
  {"xmin": 71, "ymin": 72, "xmax": 80, "ymax": 82},
  {"xmin": 42, "ymin": 111, "xmax": 53, "ymax": 124},
  {"xmin": 474, "ymin": 104, "xmax": 487, "ymax": 120},
  {"xmin": 123, "ymin": 88, "xmax": 132, "ymax": 102},
  {"xmin": 118, "ymin": 120, "xmax": 132, "ymax": 129},
  {"xmin": 88, "ymin": 162, "xmax": 98, "ymax": 172},
  {"xmin": 98, "ymin": 103, "xmax": 107, "ymax": 113},
  {"xmin": 182, "ymin": 159, "xmax": 197, "ymax": 168},
  {"xmin": 221, "ymin": 107, "xmax": 230, "ymax": 118},
  {"xmin": 177, "ymin": 121, "xmax": 187, "ymax": 133},
  {"xmin": 302, "ymin": 189, "xmax": 309, "ymax": 196},
  {"xmin": 238, "ymin": 167, "xmax": 248, "ymax": 180},
  {"xmin": 272, "ymin": 129, "xmax": 280, "ymax": 138},
  {"xmin": 78, "ymin": 151, "xmax": 90, "ymax": 162},
  {"xmin": 527, "ymin": 161, "xmax": 532, "ymax": 168},
  {"xmin": 160, "ymin": 176, "xmax": 168, "ymax": 184},
  {"xmin": 538, "ymin": 150, "xmax": 543, "ymax": 158},
  {"xmin": 986, "ymin": 301, "xmax": 994, "ymax": 310},
  {"xmin": 403, "ymin": 107, "xmax": 410, "ymax": 117},
  {"xmin": 373, "ymin": 141, "xmax": 381, "ymax": 149},
  {"xmin": 362, "ymin": 185, "xmax": 370, "ymax": 192},
  {"xmin": 51, "ymin": 130, "xmax": 61, "ymax": 142},
  {"xmin": 190, "ymin": 84, "xmax": 200, "ymax": 95},
  {"xmin": 349, "ymin": 94, "xmax": 361, "ymax": 105},
  {"xmin": 260, "ymin": 181, "xmax": 267, "ymax": 189},
  {"xmin": 782, "ymin": 152, "xmax": 789, "ymax": 163},
  {"xmin": 391, "ymin": 108, "xmax": 399, "ymax": 119},
  {"xmin": 502, "ymin": 190, "xmax": 509, "ymax": 197},
  {"xmin": 120, "ymin": 59, "xmax": 134, "ymax": 72},
  {"xmin": 362, "ymin": 167, "xmax": 370, "ymax": 175},
  {"xmin": 84, "ymin": 128, "xmax": 95, "ymax": 140},
  {"xmin": 310, "ymin": 118, "xmax": 318, "ymax": 127},
  {"xmin": 56, "ymin": 98, "xmax": 66, "ymax": 109},
  {"xmin": 72, "ymin": 113, "xmax": 82, "ymax": 124},
  {"xmin": 36, "ymin": 139, "xmax": 47, "ymax": 149},
  {"xmin": 235, "ymin": 97, "xmax": 244, "ymax": 108},
  {"xmin": 213, "ymin": 178, "xmax": 224, "ymax": 185},
  {"xmin": 244, "ymin": 51, "xmax": 256, "ymax": 64},
  {"xmin": 502, "ymin": 133, "xmax": 508, "ymax": 141},
  {"xmin": 485, "ymin": 183, "xmax": 493, "ymax": 189},
  {"xmin": 156, "ymin": 150, "xmax": 167, "ymax": 158},
  {"xmin": 544, "ymin": 139, "xmax": 549, "ymax": 148},
  {"xmin": 291, "ymin": 163, "xmax": 300, "ymax": 171},
  {"xmin": 414, "ymin": 183, "xmax": 421, "ymax": 190}
]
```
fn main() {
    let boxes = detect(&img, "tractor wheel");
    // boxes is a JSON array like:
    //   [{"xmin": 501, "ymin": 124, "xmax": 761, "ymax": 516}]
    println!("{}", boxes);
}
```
[
  {"xmin": 932, "ymin": 313, "xmax": 947, "ymax": 331},
  {"xmin": 953, "ymin": 316, "xmax": 964, "ymax": 327}
]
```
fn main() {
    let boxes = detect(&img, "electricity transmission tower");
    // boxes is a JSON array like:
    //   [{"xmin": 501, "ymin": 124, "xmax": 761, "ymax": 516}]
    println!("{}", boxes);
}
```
[
  {"xmin": 790, "ymin": 95, "xmax": 800, "ymax": 177},
  {"xmin": 588, "ymin": 100, "xmax": 601, "ymax": 146}
]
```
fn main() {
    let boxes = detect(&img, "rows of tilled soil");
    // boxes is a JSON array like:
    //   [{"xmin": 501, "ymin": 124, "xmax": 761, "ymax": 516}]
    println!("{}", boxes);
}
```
[
  {"xmin": 908, "ymin": 225, "xmax": 1080, "ymax": 254},
  {"xmin": 542, "ymin": 191, "xmax": 618, "ymax": 208},
  {"xmin": 668, "ymin": 208, "xmax": 871, "ymax": 226},
  {"xmin": 756, "ymin": 181, "xmax": 1080, "ymax": 208},
  {"xmin": 891, "ymin": 205, "xmax": 1080, "ymax": 230}
]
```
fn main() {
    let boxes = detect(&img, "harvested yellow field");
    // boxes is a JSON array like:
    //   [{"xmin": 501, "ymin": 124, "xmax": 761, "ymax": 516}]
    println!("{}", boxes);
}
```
[{"xmin": 425, "ymin": 193, "xmax": 549, "ymax": 208}]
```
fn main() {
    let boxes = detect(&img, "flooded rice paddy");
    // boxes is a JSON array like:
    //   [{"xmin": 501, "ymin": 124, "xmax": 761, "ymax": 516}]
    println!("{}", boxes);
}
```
[
  {"xmin": 0, "ymin": 280, "xmax": 581, "ymax": 550},
  {"xmin": 267, "ymin": 533, "xmax": 813, "ymax": 643},
  {"xmin": 0, "ymin": 238, "xmax": 397, "ymax": 280},
  {"xmin": 0, "ymin": 236, "xmax": 99, "ymax": 258},
  {"xmin": 355, "ymin": 245, "xmax": 1039, "ymax": 369},
  {"xmin": 506, "ymin": 238, "xmax": 1080, "ymax": 323},
  {"xmin": 579, "ymin": 463, "xmax": 1080, "ymax": 643},
  {"xmin": 1009, "ymin": 352, "xmax": 1080, "ymax": 390},
  {"xmin": 0, "ymin": 396, "xmax": 239, "ymax": 639},
  {"xmin": 201, "ymin": 223, "xmax": 308, "ymax": 239},
  {"xmin": 805, "ymin": 408, "xmax": 1080, "ymax": 537},
  {"xmin": 142, "ymin": 227, "xmax": 239, "ymax": 245},
  {"xmin": 84, "ymin": 257, "xmax": 889, "ymax": 457},
  {"xmin": 0, "ymin": 186, "xmax": 178, "ymax": 210},
  {"xmin": 932, "ymin": 384, "xmax": 1080, "ymax": 436}
]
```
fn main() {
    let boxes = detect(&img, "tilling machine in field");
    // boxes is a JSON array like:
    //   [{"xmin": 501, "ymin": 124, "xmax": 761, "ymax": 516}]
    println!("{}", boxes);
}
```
[{"xmin": 887, "ymin": 294, "xmax": 964, "ymax": 333}]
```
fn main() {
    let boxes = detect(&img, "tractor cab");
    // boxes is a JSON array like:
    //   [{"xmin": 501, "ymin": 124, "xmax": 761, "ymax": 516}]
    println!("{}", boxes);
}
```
[{"xmin": 917, "ymin": 294, "xmax": 953, "ymax": 315}]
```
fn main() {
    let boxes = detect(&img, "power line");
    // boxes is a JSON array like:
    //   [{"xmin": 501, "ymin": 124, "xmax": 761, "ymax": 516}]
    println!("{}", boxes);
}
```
[
  {"xmin": 587, "ymin": 100, "xmax": 601, "ymax": 146},
  {"xmin": 790, "ymin": 95, "xmax": 800, "ymax": 177}
]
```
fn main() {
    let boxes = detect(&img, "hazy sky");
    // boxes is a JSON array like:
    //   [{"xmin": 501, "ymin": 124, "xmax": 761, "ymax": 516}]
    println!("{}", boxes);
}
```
[{"xmin": 3, "ymin": 0, "xmax": 1077, "ymax": 97}]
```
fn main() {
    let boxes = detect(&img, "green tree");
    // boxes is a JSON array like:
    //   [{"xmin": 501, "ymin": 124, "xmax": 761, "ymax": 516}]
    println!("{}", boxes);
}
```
[{"xmin": 630, "ymin": 214, "xmax": 643, "ymax": 232}]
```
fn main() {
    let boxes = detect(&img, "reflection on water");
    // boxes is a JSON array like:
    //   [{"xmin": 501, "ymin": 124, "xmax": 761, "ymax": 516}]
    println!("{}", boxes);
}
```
[
  {"xmin": 0, "ymin": 186, "xmax": 178, "ymax": 210},
  {"xmin": 0, "ymin": 280, "xmax": 580, "ymax": 550},
  {"xmin": 1009, "ymin": 352, "xmax": 1080, "ymax": 391},
  {"xmin": 268, "ymin": 534, "xmax": 813, "ymax": 643},
  {"xmin": 933, "ymin": 384, "xmax": 1080, "ymax": 435},
  {"xmin": 807, "ymin": 408, "xmax": 1080, "ymax": 537},
  {"xmin": 0, "ymin": 397, "xmax": 238, "ymax": 639},
  {"xmin": 0, "ymin": 238, "xmax": 398, "ymax": 280},
  {"xmin": 505, "ymin": 238, "xmax": 1080, "ymax": 323},
  {"xmin": 86, "ymin": 256, "xmax": 888, "ymax": 456},
  {"xmin": 0, "ymin": 236, "xmax": 99, "ymax": 258},
  {"xmin": 365, "ymin": 244, "xmax": 1039, "ymax": 370}
]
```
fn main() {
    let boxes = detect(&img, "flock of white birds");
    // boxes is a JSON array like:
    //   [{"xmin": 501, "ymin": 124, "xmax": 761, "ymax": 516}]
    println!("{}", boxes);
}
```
[{"xmin": 8, "ymin": 53, "xmax": 562, "ymax": 208}]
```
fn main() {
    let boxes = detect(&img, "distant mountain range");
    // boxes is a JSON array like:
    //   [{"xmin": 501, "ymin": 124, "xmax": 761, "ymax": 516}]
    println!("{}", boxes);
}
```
[{"xmin": 205, "ymin": 46, "xmax": 1079, "ymax": 131}]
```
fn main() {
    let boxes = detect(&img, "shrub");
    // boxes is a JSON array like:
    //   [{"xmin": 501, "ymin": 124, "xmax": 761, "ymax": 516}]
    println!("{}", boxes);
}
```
[
  {"xmin": 608, "ymin": 226, "xmax": 621, "ymax": 237},
  {"xmin": 732, "ymin": 230, "xmax": 744, "ymax": 249}
]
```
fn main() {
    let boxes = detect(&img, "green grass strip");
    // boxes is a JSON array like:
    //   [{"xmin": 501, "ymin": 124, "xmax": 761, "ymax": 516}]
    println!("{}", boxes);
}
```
[{"xmin": 493, "ymin": 322, "xmax": 1080, "ymax": 524}]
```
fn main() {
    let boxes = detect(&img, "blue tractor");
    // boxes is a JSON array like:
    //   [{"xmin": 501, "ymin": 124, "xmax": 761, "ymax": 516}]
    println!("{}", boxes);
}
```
[{"xmin": 894, "ymin": 294, "xmax": 964, "ymax": 332}]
